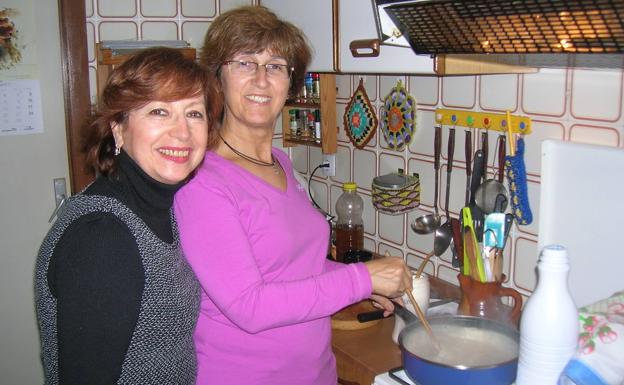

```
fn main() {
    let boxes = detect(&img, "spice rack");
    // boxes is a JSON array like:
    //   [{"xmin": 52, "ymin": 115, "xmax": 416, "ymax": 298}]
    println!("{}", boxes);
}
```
[{"xmin": 281, "ymin": 73, "xmax": 337, "ymax": 154}]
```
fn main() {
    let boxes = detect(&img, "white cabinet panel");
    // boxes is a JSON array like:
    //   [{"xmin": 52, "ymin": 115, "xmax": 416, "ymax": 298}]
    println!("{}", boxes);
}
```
[
  {"xmin": 261, "ymin": 0, "xmax": 334, "ymax": 72},
  {"xmin": 338, "ymin": 0, "xmax": 434, "ymax": 74}
]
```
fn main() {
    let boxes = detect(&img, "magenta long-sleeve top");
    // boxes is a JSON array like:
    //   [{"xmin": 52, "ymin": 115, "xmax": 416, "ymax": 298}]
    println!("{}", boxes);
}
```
[{"xmin": 174, "ymin": 149, "xmax": 373, "ymax": 385}]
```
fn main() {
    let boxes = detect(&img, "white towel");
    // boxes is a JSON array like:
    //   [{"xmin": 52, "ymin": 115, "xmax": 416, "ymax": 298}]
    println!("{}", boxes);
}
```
[{"xmin": 560, "ymin": 291, "xmax": 624, "ymax": 385}]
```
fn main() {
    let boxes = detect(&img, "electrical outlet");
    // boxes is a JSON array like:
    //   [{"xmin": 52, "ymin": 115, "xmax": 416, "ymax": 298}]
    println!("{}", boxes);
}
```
[{"xmin": 322, "ymin": 154, "xmax": 336, "ymax": 177}]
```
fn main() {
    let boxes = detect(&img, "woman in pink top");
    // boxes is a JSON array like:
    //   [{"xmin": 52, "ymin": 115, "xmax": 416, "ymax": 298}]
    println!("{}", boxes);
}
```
[{"xmin": 174, "ymin": 6, "xmax": 412, "ymax": 385}]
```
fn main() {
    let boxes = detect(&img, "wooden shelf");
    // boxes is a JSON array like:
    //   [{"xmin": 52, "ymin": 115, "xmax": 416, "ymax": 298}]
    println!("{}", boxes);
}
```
[
  {"xmin": 282, "ymin": 73, "xmax": 336, "ymax": 154},
  {"xmin": 95, "ymin": 43, "xmax": 196, "ymax": 100}
]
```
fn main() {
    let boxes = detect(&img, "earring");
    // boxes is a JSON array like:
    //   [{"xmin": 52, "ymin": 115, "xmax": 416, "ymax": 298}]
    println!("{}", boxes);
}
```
[{"xmin": 114, "ymin": 145, "xmax": 121, "ymax": 156}]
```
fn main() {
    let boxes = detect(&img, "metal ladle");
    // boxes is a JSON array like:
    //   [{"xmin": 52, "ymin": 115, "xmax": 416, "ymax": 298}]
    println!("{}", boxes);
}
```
[
  {"xmin": 433, "ymin": 127, "xmax": 455, "ymax": 256},
  {"xmin": 411, "ymin": 125, "xmax": 442, "ymax": 234}
]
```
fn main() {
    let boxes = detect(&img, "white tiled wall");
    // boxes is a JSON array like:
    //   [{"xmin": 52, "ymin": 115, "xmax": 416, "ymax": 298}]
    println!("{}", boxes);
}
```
[
  {"xmin": 85, "ymin": 0, "xmax": 624, "ymax": 298},
  {"xmin": 86, "ymin": 0, "xmax": 253, "ymax": 103},
  {"xmin": 293, "ymin": 68, "xmax": 624, "ymax": 298}
]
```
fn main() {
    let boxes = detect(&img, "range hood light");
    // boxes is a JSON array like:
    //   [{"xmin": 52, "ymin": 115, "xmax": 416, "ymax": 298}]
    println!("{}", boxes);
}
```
[{"xmin": 379, "ymin": 0, "xmax": 624, "ymax": 55}]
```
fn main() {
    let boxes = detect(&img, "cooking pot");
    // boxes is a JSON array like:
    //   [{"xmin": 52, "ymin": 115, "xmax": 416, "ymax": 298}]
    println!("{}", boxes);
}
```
[{"xmin": 394, "ymin": 303, "xmax": 519, "ymax": 385}]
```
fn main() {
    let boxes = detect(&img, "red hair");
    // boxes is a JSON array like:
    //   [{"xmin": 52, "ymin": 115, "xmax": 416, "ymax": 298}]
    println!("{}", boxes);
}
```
[{"xmin": 83, "ymin": 47, "xmax": 222, "ymax": 175}]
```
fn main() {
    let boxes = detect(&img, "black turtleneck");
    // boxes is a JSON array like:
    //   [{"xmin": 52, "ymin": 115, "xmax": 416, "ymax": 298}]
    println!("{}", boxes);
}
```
[{"xmin": 47, "ymin": 151, "xmax": 185, "ymax": 385}]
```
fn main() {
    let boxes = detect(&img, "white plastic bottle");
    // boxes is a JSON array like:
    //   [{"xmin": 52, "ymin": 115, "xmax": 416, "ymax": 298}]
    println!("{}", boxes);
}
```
[{"xmin": 516, "ymin": 245, "xmax": 579, "ymax": 385}]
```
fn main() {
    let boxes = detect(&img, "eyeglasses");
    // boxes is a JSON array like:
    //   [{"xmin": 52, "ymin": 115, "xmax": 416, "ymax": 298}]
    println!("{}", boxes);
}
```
[{"xmin": 223, "ymin": 60, "xmax": 293, "ymax": 79}]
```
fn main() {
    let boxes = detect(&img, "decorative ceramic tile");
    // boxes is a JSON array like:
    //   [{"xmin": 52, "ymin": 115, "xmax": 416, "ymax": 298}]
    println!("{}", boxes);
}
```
[
  {"xmin": 181, "ymin": 21, "xmax": 210, "ymax": 49},
  {"xmin": 406, "ymin": 252, "xmax": 435, "ymax": 275},
  {"xmin": 309, "ymin": 147, "xmax": 324, "ymax": 173},
  {"xmin": 437, "ymin": 264, "xmax": 460, "ymax": 285},
  {"xmin": 439, "ymin": 163, "xmax": 464, "ymax": 218},
  {"xmin": 330, "ymin": 184, "xmax": 342, "ymax": 217},
  {"xmin": 220, "ymin": 0, "xmax": 254, "ymax": 13},
  {"xmin": 479, "ymin": 74, "xmax": 518, "ymax": 112},
  {"xmin": 97, "ymin": 0, "xmax": 136, "ymax": 17},
  {"xmin": 408, "ymin": 75, "xmax": 439, "ymax": 106},
  {"xmin": 407, "ymin": 158, "xmax": 435, "ymax": 208},
  {"xmin": 98, "ymin": 22, "xmax": 138, "ymax": 41},
  {"xmin": 181, "ymin": 0, "xmax": 216, "ymax": 17},
  {"xmin": 334, "ymin": 145, "xmax": 351, "ymax": 184},
  {"xmin": 291, "ymin": 146, "xmax": 308, "ymax": 175},
  {"xmin": 407, "ymin": 109, "xmax": 435, "ymax": 156},
  {"xmin": 88, "ymin": 66, "xmax": 97, "ymax": 104},
  {"xmin": 335, "ymin": 74, "xmax": 351, "ymax": 100},
  {"xmin": 141, "ymin": 21, "xmax": 178, "ymax": 41},
  {"xmin": 378, "ymin": 210, "xmax": 405, "ymax": 245},
  {"xmin": 378, "ymin": 152, "xmax": 405, "ymax": 177},
  {"xmin": 441, "ymin": 75, "xmax": 476, "ymax": 109},
  {"xmin": 354, "ymin": 75, "xmax": 377, "ymax": 101},
  {"xmin": 361, "ymin": 191, "xmax": 376, "ymax": 236},
  {"xmin": 512, "ymin": 236, "xmax": 538, "ymax": 292},
  {"xmin": 310, "ymin": 179, "xmax": 329, "ymax": 213},
  {"xmin": 406, "ymin": 207, "xmax": 435, "ymax": 253},
  {"xmin": 522, "ymin": 121, "xmax": 565, "ymax": 176},
  {"xmin": 336, "ymin": 103, "xmax": 349, "ymax": 143},
  {"xmin": 353, "ymin": 149, "xmax": 376, "ymax": 193},
  {"xmin": 86, "ymin": 22, "xmax": 95, "ymax": 63},
  {"xmin": 571, "ymin": 68, "xmax": 622, "ymax": 122},
  {"xmin": 522, "ymin": 69, "xmax": 567, "ymax": 117},
  {"xmin": 379, "ymin": 75, "xmax": 407, "ymax": 99},
  {"xmin": 570, "ymin": 124, "xmax": 620, "ymax": 147},
  {"xmin": 140, "ymin": 0, "xmax": 177, "ymax": 17},
  {"xmin": 85, "ymin": 0, "xmax": 94, "ymax": 18},
  {"xmin": 378, "ymin": 243, "xmax": 403, "ymax": 259},
  {"xmin": 364, "ymin": 237, "xmax": 377, "ymax": 252}
]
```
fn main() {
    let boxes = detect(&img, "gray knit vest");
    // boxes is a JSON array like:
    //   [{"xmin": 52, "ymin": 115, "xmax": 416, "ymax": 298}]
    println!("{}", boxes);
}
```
[{"xmin": 35, "ymin": 195, "xmax": 201, "ymax": 385}]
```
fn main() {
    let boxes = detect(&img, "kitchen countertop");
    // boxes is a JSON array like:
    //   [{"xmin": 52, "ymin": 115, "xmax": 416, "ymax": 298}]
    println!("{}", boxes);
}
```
[{"xmin": 332, "ymin": 276, "xmax": 461, "ymax": 385}]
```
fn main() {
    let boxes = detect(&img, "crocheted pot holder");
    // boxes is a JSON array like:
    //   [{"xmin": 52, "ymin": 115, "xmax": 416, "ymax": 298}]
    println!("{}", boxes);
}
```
[
  {"xmin": 380, "ymin": 79, "xmax": 417, "ymax": 151},
  {"xmin": 344, "ymin": 78, "xmax": 378, "ymax": 149}
]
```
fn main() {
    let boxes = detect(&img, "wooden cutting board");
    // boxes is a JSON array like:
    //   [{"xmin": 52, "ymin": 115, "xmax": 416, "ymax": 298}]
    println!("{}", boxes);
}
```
[{"xmin": 331, "ymin": 300, "xmax": 383, "ymax": 330}]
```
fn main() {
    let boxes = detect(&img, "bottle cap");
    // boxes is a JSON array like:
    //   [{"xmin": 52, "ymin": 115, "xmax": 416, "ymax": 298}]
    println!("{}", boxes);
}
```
[
  {"xmin": 343, "ymin": 182, "xmax": 357, "ymax": 191},
  {"xmin": 539, "ymin": 244, "xmax": 569, "ymax": 265}
]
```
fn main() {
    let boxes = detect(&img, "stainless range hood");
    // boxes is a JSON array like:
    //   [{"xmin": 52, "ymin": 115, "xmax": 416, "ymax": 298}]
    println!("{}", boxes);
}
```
[{"xmin": 373, "ymin": 0, "xmax": 624, "ymax": 69}]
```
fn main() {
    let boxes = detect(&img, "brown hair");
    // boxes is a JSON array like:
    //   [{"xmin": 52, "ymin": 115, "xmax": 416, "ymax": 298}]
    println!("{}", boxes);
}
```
[
  {"xmin": 83, "ymin": 47, "xmax": 222, "ymax": 176},
  {"xmin": 199, "ymin": 5, "xmax": 311, "ymax": 100}
]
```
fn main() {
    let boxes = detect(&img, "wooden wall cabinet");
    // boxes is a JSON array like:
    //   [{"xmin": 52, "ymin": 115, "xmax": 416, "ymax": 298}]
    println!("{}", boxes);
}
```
[
  {"xmin": 281, "ymin": 73, "xmax": 337, "ymax": 154},
  {"xmin": 261, "ymin": 0, "xmax": 536, "ymax": 75},
  {"xmin": 95, "ymin": 44, "xmax": 196, "ymax": 98}
]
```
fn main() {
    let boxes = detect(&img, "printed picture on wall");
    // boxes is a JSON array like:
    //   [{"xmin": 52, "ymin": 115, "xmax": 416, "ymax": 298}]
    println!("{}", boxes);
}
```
[{"xmin": 0, "ymin": 8, "xmax": 21, "ymax": 70}]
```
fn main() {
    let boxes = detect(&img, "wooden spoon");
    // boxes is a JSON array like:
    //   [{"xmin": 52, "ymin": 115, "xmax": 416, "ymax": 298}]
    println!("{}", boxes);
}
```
[
  {"xmin": 415, "ymin": 249, "xmax": 435, "ymax": 278},
  {"xmin": 405, "ymin": 288, "xmax": 440, "ymax": 351},
  {"xmin": 383, "ymin": 251, "xmax": 439, "ymax": 349}
]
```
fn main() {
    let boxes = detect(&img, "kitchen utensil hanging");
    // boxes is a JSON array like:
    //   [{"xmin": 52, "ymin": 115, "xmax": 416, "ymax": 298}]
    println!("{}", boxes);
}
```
[
  {"xmin": 504, "ymin": 111, "xmax": 533, "ymax": 225},
  {"xmin": 344, "ymin": 78, "xmax": 378, "ymax": 149},
  {"xmin": 411, "ymin": 125, "xmax": 442, "ymax": 234},
  {"xmin": 380, "ymin": 79, "xmax": 417, "ymax": 151},
  {"xmin": 435, "ymin": 108, "xmax": 532, "ymax": 226},
  {"xmin": 433, "ymin": 128, "xmax": 455, "ymax": 257},
  {"xmin": 475, "ymin": 135, "xmax": 509, "ymax": 214}
]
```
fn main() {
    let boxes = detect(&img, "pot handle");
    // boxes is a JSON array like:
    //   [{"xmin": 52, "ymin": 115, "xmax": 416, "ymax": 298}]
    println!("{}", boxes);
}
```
[
  {"xmin": 392, "ymin": 300, "xmax": 419, "ymax": 325},
  {"xmin": 497, "ymin": 286, "xmax": 523, "ymax": 324}
]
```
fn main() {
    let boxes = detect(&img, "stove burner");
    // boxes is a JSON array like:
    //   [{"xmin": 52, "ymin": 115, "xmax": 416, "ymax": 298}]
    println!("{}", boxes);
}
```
[{"xmin": 388, "ymin": 367, "xmax": 416, "ymax": 385}]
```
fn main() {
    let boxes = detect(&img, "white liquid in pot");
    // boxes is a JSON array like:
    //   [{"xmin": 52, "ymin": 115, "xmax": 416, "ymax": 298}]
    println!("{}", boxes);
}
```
[{"xmin": 402, "ymin": 324, "xmax": 518, "ymax": 367}]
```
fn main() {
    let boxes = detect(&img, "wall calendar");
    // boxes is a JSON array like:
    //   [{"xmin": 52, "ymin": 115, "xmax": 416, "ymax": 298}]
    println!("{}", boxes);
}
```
[{"xmin": 0, "ymin": 79, "xmax": 43, "ymax": 136}]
